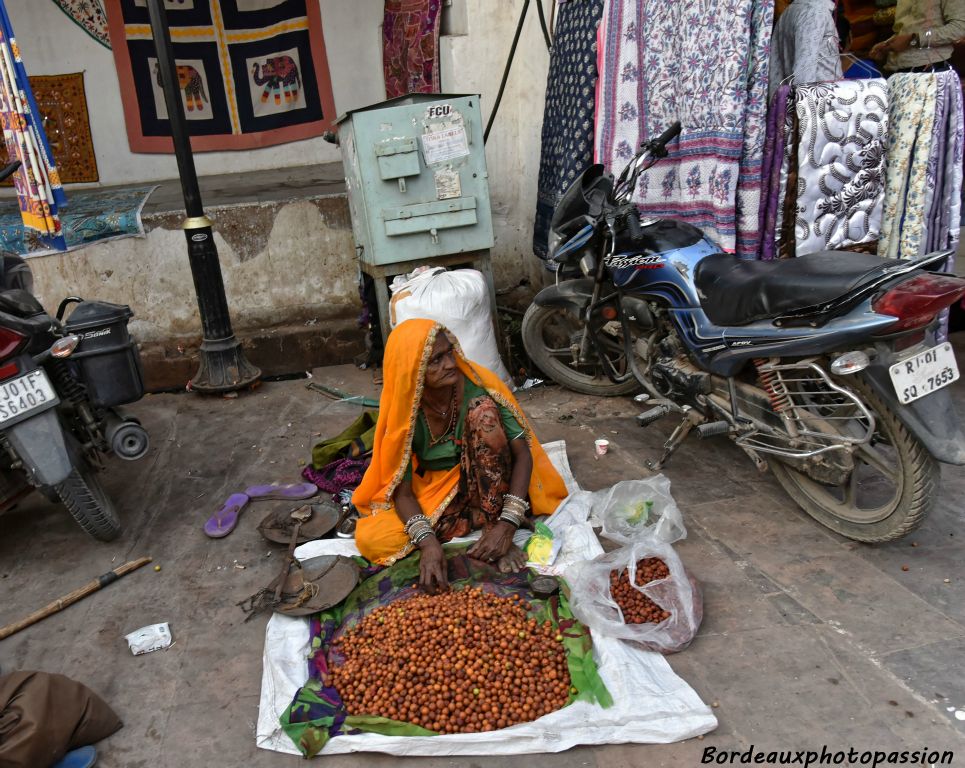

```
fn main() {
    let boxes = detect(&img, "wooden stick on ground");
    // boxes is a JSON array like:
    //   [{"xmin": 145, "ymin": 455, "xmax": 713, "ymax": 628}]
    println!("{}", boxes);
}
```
[{"xmin": 0, "ymin": 557, "xmax": 153, "ymax": 641}]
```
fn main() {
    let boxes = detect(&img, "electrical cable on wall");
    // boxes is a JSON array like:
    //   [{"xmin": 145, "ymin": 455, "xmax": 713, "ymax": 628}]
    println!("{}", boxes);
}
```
[{"xmin": 484, "ymin": 0, "xmax": 551, "ymax": 144}]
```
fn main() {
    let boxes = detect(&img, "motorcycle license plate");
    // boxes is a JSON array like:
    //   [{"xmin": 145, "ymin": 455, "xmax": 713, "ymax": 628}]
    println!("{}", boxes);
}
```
[
  {"xmin": 0, "ymin": 369, "xmax": 57, "ymax": 424},
  {"xmin": 889, "ymin": 342, "xmax": 960, "ymax": 405}
]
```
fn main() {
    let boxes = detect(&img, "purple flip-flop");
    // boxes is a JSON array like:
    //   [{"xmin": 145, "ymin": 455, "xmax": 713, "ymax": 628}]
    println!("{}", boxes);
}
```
[
  {"xmin": 204, "ymin": 493, "xmax": 250, "ymax": 538},
  {"xmin": 244, "ymin": 481, "xmax": 318, "ymax": 501}
]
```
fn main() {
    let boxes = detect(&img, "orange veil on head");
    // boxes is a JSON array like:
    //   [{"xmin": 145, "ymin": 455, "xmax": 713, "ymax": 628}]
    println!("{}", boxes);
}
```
[{"xmin": 352, "ymin": 319, "xmax": 569, "ymax": 565}]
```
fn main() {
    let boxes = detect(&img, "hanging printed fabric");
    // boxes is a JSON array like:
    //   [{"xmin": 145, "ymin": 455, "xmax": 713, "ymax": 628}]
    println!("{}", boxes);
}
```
[
  {"xmin": 0, "ymin": 2, "xmax": 67, "ymax": 251},
  {"xmin": 734, "ymin": 0, "xmax": 774, "ymax": 258},
  {"xmin": 51, "ymin": 0, "xmax": 111, "ymax": 49},
  {"xmin": 923, "ymin": 71, "xmax": 963, "ymax": 256},
  {"xmin": 793, "ymin": 79, "xmax": 888, "ymax": 255},
  {"xmin": 595, "ymin": 0, "xmax": 774, "ymax": 257},
  {"xmin": 533, "ymin": 0, "xmax": 605, "ymax": 259},
  {"xmin": 930, "ymin": 72, "xmax": 964, "ymax": 340},
  {"xmin": 878, "ymin": 73, "xmax": 939, "ymax": 261},
  {"xmin": 0, "ymin": 73, "xmax": 99, "ymax": 184},
  {"xmin": 757, "ymin": 84, "xmax": 792, "ymax": 260},
  {"xmin": 382, "ymin": 0, "xmax": 442, "ymax": 99},
  {"xmin": 105, "ymin": 0, "xmax": 337, "ymax": 152},
  {"xmin": 773, "ymin": 84, "xmax": 798, "ymax": 259}
]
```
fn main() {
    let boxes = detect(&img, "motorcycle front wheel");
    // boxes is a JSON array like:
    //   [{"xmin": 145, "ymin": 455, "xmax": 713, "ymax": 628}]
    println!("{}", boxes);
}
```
[
  {"xmin": 54, "ymin": 456, "xmax": 121, "ymax": 542},
  {"xmin": 770, "ymin": 374, "xmax": 939, "ymax": 543},
  {"xmin": 522, "ymin": 304, "xmax": 639, "ymax": 397}
]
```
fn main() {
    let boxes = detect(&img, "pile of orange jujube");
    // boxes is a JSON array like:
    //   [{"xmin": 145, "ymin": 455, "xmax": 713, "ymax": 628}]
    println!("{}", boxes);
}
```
[
  {"xmin": 330, "ymin": 587, "xmax": 572, "ymax": 733},
  {"xmin": 609, "ymin": 557, "xmax": 672, "ymax": 624}
]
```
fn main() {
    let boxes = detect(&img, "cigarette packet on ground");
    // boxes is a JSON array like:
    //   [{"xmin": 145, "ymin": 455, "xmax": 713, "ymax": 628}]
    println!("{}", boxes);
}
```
[{"xmin": 125, "ymin": 622, "xmax": 173, "ymax": 655}]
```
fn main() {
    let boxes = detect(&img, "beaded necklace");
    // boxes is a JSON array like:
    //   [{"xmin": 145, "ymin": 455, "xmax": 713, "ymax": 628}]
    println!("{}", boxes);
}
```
[{"xmin": 422, "ymin": 385, "xmax": 457, "ymax": 446}]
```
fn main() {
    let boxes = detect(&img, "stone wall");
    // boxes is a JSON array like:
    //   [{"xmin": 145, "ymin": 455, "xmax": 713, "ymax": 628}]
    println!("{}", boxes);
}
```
[{"xmin": 28, "ymin": 195, "xmax": 365, "ymax": 389}]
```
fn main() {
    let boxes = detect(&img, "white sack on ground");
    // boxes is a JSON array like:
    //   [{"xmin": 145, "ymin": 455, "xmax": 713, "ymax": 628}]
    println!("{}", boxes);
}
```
[
  {"xmin": 389, "ymin": 267, "xmax": 513, "ymax": 387},
  {"xmin": 256, "ymin": 443, "xmax": 716, "ymax": 755}
]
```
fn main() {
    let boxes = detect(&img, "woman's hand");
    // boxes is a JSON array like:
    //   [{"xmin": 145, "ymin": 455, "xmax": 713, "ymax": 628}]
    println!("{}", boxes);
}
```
[
  {"xmin": 869, "ymin": 33, "xmax": 915, "ymax": 60},
  {"xmin": 418, "ymin": 537, "xmax": 448, "ymax": 594},
  {"xmin": 394, "ymin": 479, "xmax": 447, "ymax": 593},
  {"xmin": 468, "ymin": 521, "xmax": 516, "ymax": 563}
]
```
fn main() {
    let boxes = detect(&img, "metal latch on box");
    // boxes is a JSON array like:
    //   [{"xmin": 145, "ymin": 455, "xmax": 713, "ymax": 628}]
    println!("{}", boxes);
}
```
[
  {"xmin": 375, "ymin": 138, "xmax": 420, "ymax": 185},
  {"xmin": 381, "ymin": 196, "xmax": 478, "ymax": 237}
]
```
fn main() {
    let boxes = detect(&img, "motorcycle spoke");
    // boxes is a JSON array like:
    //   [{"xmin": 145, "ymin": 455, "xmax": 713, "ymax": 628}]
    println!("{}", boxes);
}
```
[
  {"xmin": 843, "ymin": 466, "xmax": 860, "ymax": 507},
  {"xmin": 855, "ymin": 442, "xmax": 898, "ymax": 480}
]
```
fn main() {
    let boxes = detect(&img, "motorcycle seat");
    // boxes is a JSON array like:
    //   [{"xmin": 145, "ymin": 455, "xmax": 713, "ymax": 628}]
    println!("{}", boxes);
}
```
[
  {"xmin": 694, "ymin": 251, "xmax": 901, "ymax": 326},
  {"xmin": 0, "ymin": 288, "xmax": 46, "ymax": 318}
]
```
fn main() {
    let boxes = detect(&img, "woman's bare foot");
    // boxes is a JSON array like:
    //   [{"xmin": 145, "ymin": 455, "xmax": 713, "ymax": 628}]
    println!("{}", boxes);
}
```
[{"xmin": 497, "ymin": 544, "xmax": 527, "ymax": 573}]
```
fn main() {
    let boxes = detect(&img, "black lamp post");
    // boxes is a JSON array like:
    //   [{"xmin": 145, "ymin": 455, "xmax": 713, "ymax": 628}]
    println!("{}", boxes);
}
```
[{"xmin": 146, "ymin": 0, "xmax": 260, "ymax": 393}]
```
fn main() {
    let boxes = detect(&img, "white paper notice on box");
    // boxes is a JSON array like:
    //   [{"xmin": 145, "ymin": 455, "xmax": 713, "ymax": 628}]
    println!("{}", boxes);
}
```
[
  {"xmin": 421, "ymin": 126, "xmax": 469, "ymax": 165},
  {"xmin": 125, "ymin": 622, "xmax": 172, "ymax": 655}
]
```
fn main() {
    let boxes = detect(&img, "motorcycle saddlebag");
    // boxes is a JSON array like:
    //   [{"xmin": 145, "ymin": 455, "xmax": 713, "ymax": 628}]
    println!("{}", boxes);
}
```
[{"xmin": 63, "ymin": 301, "xmax": 145, "ymax": 407}]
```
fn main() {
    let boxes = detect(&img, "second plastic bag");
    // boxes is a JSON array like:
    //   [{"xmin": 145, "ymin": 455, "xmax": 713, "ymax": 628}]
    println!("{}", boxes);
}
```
[
  {"xmin": 565, "ymin": 539, "xmax": 702, "ymax": 654},
  {"xmin": 589, "ymin": 476, "xmax": 686, "ymax": 545}
]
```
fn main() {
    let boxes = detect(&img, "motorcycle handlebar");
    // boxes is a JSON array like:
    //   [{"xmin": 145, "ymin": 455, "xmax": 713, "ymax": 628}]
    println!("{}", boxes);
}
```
[
  {"xmin": 625, "ymin": 206, "xmax": 643, "ymax": 240},
  {"xmin": 613, "ymin": 121, "xmax": 681, "ymax": 204},
  {"xmin": 655, "ymin": 121, "xmax": 682, "ymax": 148},
  {"xmin": 648, "ymin": 121, "xmax": 681, "ymax": 158}
]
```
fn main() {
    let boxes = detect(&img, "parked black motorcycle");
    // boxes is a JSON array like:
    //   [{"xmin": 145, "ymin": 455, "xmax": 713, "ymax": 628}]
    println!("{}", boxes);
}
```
[
  {"xmin": 0, "ymin": 161, "xmax": 149, "ymax": 541},
  {"xmin": 523, "ymin": 124, "xmax": 965, "ymax": 542}
]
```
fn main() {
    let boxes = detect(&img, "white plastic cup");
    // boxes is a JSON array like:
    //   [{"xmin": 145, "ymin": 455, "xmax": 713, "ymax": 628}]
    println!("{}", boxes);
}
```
[{"xmin": 594, "ymin": 438, "xmax": 610, "ymax": 456}]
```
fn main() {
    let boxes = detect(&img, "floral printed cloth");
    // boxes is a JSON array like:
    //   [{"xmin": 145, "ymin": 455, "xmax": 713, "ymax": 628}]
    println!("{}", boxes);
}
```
[
  {"xmin": 793, "ymin": 79, "xmax": 888, "ymax": 255},
  {"xmin": 595, "ymin": 0, "xmax": 775, "ymax": 257},
  {"xmin": 878, "ymin": 74, "xmax": 939, "ymax": 261}
]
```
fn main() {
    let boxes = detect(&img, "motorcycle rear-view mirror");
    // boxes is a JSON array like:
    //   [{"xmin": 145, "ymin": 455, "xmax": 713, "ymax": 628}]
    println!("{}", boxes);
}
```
[{"xmin": 587, "ymin": 189, "xmax": 606, "ymax": 218}]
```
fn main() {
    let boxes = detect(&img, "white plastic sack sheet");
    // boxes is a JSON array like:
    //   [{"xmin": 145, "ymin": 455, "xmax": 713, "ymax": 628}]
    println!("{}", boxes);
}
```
[
  {"xmin": 256, "ymin": 445, "xmax": 716, "ymax": 755},
  {"xmin": 590, "ymin": 475, "xmax": 686, "ymax": 545},
  {"xmin": 566, "ymin": 539, "xmax": 703, "ymax": 654},
  {"xmin": 389, "ymin": 266, "xmax": 513, "ymax": 387}
]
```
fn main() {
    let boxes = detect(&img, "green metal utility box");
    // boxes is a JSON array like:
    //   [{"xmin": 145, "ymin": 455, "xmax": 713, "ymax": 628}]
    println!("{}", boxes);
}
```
[
  {"xmin": 336, "ymin": 94, "xmax": 497, "ymax": 340},
  {"xmin": 336, "ymin": 93, "xmax": 494, "ymax": 265}
]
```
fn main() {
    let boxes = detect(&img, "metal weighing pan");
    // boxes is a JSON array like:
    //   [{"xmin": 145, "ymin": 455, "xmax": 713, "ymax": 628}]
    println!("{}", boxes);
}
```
[
  {"xmin": 257, "ymin": 500, "xmax": 342, "ymax": 544},
  {"xmin": 274, "ymin": 555, "xmax": 360, "ymax": 617}
]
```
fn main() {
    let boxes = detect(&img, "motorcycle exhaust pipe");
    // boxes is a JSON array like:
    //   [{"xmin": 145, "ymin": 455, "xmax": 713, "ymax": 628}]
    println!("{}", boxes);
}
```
[{"xmin": 104, "ymin": 414, "xmax": 150, "ymax": 461}]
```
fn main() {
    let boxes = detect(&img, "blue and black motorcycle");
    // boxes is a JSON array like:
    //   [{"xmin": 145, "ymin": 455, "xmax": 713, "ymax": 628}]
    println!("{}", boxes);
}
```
[{"xmin": 523, "ymin": 122, "xmax": 965, "ymax": 542}]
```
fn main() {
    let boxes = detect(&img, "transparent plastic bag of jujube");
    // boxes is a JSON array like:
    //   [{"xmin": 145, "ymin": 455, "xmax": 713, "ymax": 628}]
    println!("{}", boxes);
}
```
[{"xmin": 565, "ymin": 539, "xmax": 702, "ymax": 654}]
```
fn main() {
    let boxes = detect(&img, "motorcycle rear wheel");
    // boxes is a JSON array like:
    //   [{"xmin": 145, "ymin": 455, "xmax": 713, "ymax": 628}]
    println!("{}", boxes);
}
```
[
  {"xmin": 521, "ymin": 304, "xmax": 639, "ymax": 396},
  {"xmin": 770, "ymin": 374, "xmax": 939, "ymax": 543},
  {"xmin": 54, "ymin": 457, "xmax": 121, "ymax": 542}
]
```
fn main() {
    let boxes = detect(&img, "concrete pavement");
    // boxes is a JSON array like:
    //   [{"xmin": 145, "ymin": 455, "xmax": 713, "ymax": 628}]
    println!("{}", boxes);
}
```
[{"xmin": 0, "ymin": 344, "xmax": 963, "ymax": 767}]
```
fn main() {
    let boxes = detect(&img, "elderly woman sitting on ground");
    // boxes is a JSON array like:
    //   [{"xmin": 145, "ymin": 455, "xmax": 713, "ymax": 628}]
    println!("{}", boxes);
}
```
[{"xmin": 353, "ymin": 319, "xmax": 568, "ymax": 593}]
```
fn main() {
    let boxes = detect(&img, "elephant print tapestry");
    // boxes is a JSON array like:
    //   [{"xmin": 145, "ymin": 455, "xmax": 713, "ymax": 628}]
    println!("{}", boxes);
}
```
[{"xmin": 104, "ymin": 0, "xmax": 337, "ymax": 152}]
